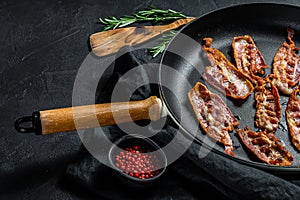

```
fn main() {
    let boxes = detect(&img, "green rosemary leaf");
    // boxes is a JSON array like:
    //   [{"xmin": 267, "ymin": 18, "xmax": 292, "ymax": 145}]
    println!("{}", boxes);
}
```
[
  {"xmin": 147, "ymin": 30, "xmax": 177, "ymax": 58},
  {"xmin": 113, "ymin": 22, "xmax": 121, "ymax": 30},
  {"xmin": 118, "ymin": 18, "xmax": 137, "ymax": 27},
  {"xmin": 99, "ymin": 18, "xmax": 108, "ymax": 24}
]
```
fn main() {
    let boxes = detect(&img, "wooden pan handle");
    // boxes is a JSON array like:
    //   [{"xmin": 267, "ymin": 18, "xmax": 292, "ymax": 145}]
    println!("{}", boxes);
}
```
[
  {"xmin": 15, "ymin": 96, "xmax": 162, "ymax": 135},
  {"xmin": 90, "ymin": 18, "xmax": 195, "ymax": 57}
]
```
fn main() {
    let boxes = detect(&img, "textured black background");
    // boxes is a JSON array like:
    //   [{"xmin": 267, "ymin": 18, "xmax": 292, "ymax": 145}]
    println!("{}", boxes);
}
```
[{"xmin": 1, "ymin": 0, "xmax": 300, "ymax": 199}]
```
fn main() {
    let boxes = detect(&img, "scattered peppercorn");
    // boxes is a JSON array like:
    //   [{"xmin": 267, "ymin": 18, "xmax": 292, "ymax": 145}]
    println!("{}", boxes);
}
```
[{"xmin": 115, "ymin": 145, "xmax": 161, "ymax": 179}]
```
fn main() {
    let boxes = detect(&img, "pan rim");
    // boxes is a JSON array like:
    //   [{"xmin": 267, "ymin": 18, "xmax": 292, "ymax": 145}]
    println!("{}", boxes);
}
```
[{"xmin": 158, "ymin": 2, "xmax": 300, "ymax": 172}]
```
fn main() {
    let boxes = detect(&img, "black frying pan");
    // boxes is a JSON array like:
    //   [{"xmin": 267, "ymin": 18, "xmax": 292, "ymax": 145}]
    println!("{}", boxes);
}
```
[
  {"xmin": 160, "ymin": 3, "xmax": 300, "ymax": 173},
  {"xmin": 15, "ymin": 3, "xmax": 300, "ymax": 173}
]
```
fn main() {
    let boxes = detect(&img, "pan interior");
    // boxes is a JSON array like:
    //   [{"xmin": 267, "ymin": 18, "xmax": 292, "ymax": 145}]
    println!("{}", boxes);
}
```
[{"xmin": 159, "ymin": 3, "xmax": 300, "ymax": 170}]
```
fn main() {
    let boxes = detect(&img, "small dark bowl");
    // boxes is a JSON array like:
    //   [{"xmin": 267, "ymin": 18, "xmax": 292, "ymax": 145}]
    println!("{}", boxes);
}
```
[{"xmin": 108, "ymin": 134, "xmax": 167, "ymax": 187}]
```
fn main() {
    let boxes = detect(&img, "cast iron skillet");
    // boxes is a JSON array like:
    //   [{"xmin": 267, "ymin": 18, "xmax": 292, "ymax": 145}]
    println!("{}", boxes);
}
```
[
  {"xmin": 15, "ymin": 3, "xmax": 300, "ymax": 174},
  {"xmin": 159, "ymin": 3, "xmax": 300, "ymax": 173}
]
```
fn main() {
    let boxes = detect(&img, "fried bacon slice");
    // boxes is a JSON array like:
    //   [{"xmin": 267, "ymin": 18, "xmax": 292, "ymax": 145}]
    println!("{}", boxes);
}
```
[
  {"xmin": 232, "ymin": 35, "xmax": 268, "ymax": 84},
  {"xmin": 202, "ymin": 38, "xmax": 254, "ymax": 99},
  {"xmin": 236, "ymin": 127, "xmax": 293, "ymax": 166},
  {"xmin": 254, "ymin": 78, "xmax": 281, "ymax": 133},
  {"xmin": 188, "ymin": 82, "xmax": 239, "ymax": 156},
  {"xmin": 286, "ymin": 85, "xmax": 300, "ymax": 150},
  {"xmin": 271, "ymin": 28, "xmax": 300, "ymax": 95}
]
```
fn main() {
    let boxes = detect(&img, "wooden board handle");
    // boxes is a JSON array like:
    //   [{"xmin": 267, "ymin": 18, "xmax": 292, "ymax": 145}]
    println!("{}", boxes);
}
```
[
  {"xmin": 90, "ymin": 18, "xmax": 195, "ymax": 57},
  {"xmin": 33, "ymin": 96, "xmax": 162, "ymax": 135}
]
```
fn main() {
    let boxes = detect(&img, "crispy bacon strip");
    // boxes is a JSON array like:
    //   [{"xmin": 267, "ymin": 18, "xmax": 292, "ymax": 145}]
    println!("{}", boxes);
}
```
[
  {"xmin": 232, "ymin": 35, "xmax": 268, "ymax": 84},
  {"xmin": 188, "ymin": 82, "xmax": 239, "ymax": 156},
  {"xmin": 236, "ymin": 127, "xmax": 293, "ymax": 166},
  {"xmin": 286, "ymin": 85, "xmax": 300, "ymax": 150},
  {"xmin": 254, "ymin": 78, "xmax": 281, "ymax": 133},
  {"xmin": 271, "ymin": 28, "xmax": 300, "ymax": 95},
  {"xmin": 202, "ymin": 38, "xmax": 254, "ymax": 99}
]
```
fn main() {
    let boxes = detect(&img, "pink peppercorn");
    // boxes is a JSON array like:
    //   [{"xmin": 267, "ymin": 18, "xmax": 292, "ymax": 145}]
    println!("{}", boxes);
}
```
[{"xmin": 115, "ymin": 146, "xmax": 160, "ymax": 179}]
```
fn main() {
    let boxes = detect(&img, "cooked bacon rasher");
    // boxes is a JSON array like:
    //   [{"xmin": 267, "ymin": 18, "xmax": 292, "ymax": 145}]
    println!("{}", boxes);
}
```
[
  {"xmin": 271, "ymin": 28, "xmax": 300, "ymax": 95},
  {"xmin": 232, "ymin": 35, "xmax": 268, "ymax": 84},
  {"xmin": 202, "ymin": 38, "xmax": 254, "ymax": 100},
  {"xmin": 188, "ymin": 82, "xmax": 239, "ymax": 156},
  {"xmin": 254, "ymin": 78, "xmax": 281, "ymax": 133},
  {"xmin": 286, "ymin": 85, "xmax": 300, "ymax": 151},
  {"xmin": 236, "ymin": 127, "xmax": 293, "ymax": 166}
]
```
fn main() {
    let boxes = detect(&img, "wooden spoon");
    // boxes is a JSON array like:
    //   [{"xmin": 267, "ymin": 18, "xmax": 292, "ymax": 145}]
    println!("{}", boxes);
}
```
[{"xmin": 90, "ymin": 17, "xmax": 195, "ymax": 57}]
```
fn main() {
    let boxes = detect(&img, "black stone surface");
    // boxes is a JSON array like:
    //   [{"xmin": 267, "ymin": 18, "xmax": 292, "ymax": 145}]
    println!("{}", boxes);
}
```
[{"xmin": 1, "ymin": 0, "xmax": 300, "ymax": 199}]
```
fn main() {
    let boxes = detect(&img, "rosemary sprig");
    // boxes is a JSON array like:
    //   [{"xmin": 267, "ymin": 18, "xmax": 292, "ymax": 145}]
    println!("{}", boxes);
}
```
[
  {"xmin": 99, "ymin": 7, "xmax": 187, "ymax": 31},
  {"xmin": 99, "ymin": 7, "xmax": 188, "ymax": 57},
  {"xmin": 147, "ymin": 30, "xmax": 177, "ymax": 57}
]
